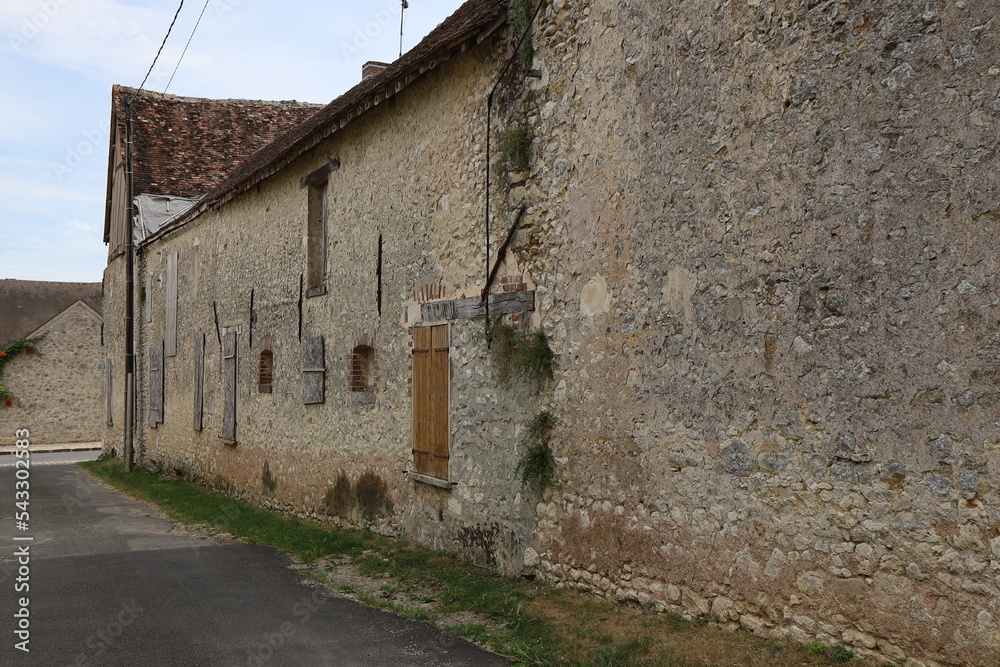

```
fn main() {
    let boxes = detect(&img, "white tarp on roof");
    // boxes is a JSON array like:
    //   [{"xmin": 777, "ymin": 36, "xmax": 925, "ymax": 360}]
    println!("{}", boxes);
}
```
[{"xmin": 134, "ymin": 194, "xmax": 202, "ymax": 243}]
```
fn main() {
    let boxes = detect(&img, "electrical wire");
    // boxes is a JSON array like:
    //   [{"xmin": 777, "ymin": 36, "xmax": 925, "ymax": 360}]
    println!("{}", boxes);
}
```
[
  {"xmin": 137, "ymin": 0, "xmax": 185, "ymax": 93},
  {"xmin": 165, "ymin": 0, "xmax": 212, "ymax": 93}
]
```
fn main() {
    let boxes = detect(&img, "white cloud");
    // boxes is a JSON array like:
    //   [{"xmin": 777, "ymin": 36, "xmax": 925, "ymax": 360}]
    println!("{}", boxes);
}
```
[{"xmin": 0, "ymin": 95, "xmax": 57, "ymax": 145}]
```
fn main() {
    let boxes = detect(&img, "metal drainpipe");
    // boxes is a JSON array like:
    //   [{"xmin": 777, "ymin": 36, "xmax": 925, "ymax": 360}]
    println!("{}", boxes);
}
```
[
  {"xmin": 483, "ymin": 0, "xmax": 547, "ymax": 346},
  {"xmin": 123, "ymin": 97, "xmax": 136, "ymax": 472},
  {"xmin": 485, "ymin": 91, "xmax": 493, "ymax": 339}
]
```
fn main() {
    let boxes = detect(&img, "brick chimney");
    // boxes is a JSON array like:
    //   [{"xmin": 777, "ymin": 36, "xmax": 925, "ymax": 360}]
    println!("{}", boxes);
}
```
[{"xmin": 362, "ymin": 61, "xmax": 390, "ymax": 80}]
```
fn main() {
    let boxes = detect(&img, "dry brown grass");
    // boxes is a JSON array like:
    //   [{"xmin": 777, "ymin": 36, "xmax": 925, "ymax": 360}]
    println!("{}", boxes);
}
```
[{"xmin": 530, "ymin": 588, "xmax": 868, "ymax": 667}]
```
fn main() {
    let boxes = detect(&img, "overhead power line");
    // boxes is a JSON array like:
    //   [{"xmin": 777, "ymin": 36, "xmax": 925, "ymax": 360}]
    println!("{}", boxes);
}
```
[
  {"xmin": 165, "ymin": 0, "xmax": 212, "ymax": 93},
  {"xmin": 138, "ymin": 0, "xmax": 186, "ymax": 93}
]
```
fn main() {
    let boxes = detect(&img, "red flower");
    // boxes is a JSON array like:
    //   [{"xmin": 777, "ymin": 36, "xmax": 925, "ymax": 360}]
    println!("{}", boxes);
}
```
[
  {"xmin": 37, "ymin": 353, "xmax": 44, "ymax": 358},
  {"xmin": 4, "ymin": 399, "xmax": 11, "ymax": 407},
  {"xmin": 0, "ymin": 351, "xmax": 6, "ymax": 356}
]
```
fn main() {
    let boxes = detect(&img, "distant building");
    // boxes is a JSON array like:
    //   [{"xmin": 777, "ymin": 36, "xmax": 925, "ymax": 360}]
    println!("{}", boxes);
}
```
[{"xmin": 0, "ymin": 280, "xmax": 103, "ymax": 444}]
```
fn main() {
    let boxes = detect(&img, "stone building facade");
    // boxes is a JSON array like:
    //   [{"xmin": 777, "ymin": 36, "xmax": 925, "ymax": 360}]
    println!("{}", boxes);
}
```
[
  {"xmin": 101, "ymin": 86, "xmax": 322, "ymax": 465},
  {"xmin": 0, "ymin": 280, "xmax": 103, "ymax": 445},
  {"xmin": 104, "ymin": 1, "xmax": 1000, "ymax": 664}
]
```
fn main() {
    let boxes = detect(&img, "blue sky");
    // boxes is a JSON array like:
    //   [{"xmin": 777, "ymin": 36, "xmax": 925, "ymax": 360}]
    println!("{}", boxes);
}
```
[{"xmin": 0, "ymin": 0, "xmax": 464, "ymax": 283}]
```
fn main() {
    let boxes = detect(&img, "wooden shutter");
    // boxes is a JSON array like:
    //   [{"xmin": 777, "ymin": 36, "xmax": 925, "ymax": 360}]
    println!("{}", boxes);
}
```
[
  {"xmin": 412, "ymin": 325, "xmax": 449, "ymax": 479},
  {"xmin": 165, "ymin": 251, "xmax": 178, "ymax": 356},
  {"xmin": 302, "ymin": 336, "xmax": 325, "ymax": 404},
  {"xmin": 149, "ymin": 341, "xmax": 164, "ymax": 427},
  {"xmin": 105, "ymin": 359, "xmax": 113, "ymax": 426},
  {"xmin": 221, "ymin": 331, "xmax": 237, "ymax": 442},
  {"xmin": 193, "ymin": 333, "xmax": 205, "ymax": 432}
]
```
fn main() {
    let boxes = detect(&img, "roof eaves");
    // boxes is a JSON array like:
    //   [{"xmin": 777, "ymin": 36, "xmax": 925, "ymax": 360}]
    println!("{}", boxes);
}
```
[
  {"xmin": 105, "ymin": 85, "xmax": 323, "ymax": 244},
  {"xmin": 139, "ymin": 0, "xmax": 507, "ymax": 249},
  {"xmin": 103, "ymin": 85, "xmax": 126, "ymax": 243}
]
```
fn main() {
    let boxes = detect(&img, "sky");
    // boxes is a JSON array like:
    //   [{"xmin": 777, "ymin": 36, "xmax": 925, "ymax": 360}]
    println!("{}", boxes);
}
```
[{"xmin": 0, "ymin": 0, "xmax": 465, "ymax": 283}]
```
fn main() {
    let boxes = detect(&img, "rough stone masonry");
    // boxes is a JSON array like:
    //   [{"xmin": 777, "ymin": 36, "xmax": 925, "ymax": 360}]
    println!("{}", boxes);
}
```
[
  {"xmin": 104, "ymin": 1, "xmax": 999, "ymax": 665},
  {"xmin": 520, "ymin": 1, "xmax": 1000, "ymax": 665}
]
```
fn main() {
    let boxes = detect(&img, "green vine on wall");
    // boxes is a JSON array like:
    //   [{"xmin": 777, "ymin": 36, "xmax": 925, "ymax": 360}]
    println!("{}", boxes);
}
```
[
  {"xmin": 514, "ymin": 409, "xmax": 557, "ymax": 488},
  {"xmin": 489, "ymin": 320, "xmax": 557, "ymax": 389},
  {"xmin": 497, "ymin": 125, "xmax": 534, "ymax": 172},
  {"xmin": 488, "ymin": 321, "xmax": 559, "ymax": 488},
  {"xmin": 508, "ymin": 0, "xmax": 538, "ymax": 69},
  {"xmin": 0, "ymin": 335, "xmax": 46, "ymax": 406}
]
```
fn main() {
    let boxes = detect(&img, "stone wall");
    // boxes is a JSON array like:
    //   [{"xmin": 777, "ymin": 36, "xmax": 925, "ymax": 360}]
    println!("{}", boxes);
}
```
[
  {"xmin": 120, "ymin": 32, "xmax": 538, "ymax": 575},
  {"xmin": 103, "ymin": 0, "xmax": 1000, "ymax": 663},
  {"xmin": 1, "ymin": 302, "xmax": 103, "ymax": 445},
  {"xmin": 512, "ymin": 0, "xmax": 1000, "ymax": 665}
]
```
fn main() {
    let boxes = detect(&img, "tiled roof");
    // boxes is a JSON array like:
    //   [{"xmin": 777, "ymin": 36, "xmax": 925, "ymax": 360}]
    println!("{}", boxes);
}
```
[
  {"xmin": 104, "ymin": 87, "xmax": 322, "ymax": 240},
  {"xmin": 143, "ymin": 0, "xmax": 506, "ymax": 245},
  {"xmin": 0, "ymin": 280, "xmax": 102, "ymax": 347},
  {"xmin": 110, "ymin": 87, "xmax": 322, "ymax": 198}
]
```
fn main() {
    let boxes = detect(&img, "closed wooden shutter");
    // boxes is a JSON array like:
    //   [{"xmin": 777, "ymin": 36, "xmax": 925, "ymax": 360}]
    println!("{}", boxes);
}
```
[
  {"xmin": 412, "ymin": 325, "xmax": 449, "ymax": 479},
  {"xmin": 193, "ymin": 333, "xmax": 205, "ymax": 432},
  {"xmin": 302, "ymin": 336, "xmax": 326, "ymax": 404},
  {"xmin": 221, "ymin": 331, "xmax": 237, "ymax": 442},
  {"xmin": 165, "ymin": 251, "xmax": 178, "ymax": 357},
  {"xmin": 105, "ymin": 359, "xmax": 113, "ymax": 426},
  {"xmin": 149, "ymin": 341, "xmax": 164, "ymax": 427}
]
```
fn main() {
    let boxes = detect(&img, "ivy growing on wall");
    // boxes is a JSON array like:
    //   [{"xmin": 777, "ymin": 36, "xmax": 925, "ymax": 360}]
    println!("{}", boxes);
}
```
[
  {"xmin": 489, "ymin": 320, "xmax": 556, "ymax": 389},
  {"xmin": 0, "ymin": 335, "xmax": 46, "ymax": 406}
]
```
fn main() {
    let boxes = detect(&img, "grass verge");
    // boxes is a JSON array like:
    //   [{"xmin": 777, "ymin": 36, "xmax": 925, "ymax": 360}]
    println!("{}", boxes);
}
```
[{"xmin": 79, "ymin": 456, "xmax": 873, "ymax": 666}]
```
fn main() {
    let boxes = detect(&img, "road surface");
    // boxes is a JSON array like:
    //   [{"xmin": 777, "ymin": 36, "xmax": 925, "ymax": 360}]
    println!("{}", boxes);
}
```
[{"xmin": 0, "ymin": 455, "xmax": 510, "ymax": 666}]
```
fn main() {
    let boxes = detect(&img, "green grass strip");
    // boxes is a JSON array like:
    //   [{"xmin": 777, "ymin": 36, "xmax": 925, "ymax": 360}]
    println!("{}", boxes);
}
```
[
  {"xmin": 80, "ymin": 457, "xmax": 369, "ymax": 561},
  {"xmin": 78, "ymin": 457, "xmax": 556, "ymax": 663},
  {"xmin": 78, "ymin": 457, "xmax": 870, "ymax": 667}
]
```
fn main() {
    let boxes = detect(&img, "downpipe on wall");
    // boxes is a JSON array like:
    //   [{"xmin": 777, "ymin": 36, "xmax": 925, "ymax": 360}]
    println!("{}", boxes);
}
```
[
  {"xmin": 123, "ymin": 98, "xmax": 136, "ymax": 472},
  {"xmin": 483, "ymin": 0, "xmax": 546, "ymax": 347}
]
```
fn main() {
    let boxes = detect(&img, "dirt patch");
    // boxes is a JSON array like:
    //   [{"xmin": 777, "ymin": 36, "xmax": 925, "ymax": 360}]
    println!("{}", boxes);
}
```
[{"xmin": 293, "ymin": 555, "xmax": 500, "ymax": 649}]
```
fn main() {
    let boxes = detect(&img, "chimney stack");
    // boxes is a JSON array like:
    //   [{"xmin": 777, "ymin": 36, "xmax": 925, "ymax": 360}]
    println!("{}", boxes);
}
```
[{"xmin": 362, "ymin": 61, "xmax": 391, "ymax": 80}]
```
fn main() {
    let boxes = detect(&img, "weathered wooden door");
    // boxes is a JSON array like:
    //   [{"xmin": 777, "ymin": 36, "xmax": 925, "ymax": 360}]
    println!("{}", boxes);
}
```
[
  {"xmin": 412, "ymin": 325, "xmax": 449, "ymax": 479},
  {"xmin": 221, "ymin": 331, "xmax": 236, "ymax": 442}
]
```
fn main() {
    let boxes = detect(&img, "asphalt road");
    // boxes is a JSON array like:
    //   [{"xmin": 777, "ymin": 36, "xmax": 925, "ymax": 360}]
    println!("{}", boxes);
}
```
[{"xmin": 0, "ymin": 456, "xmax": 510, "ymax": 666}]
